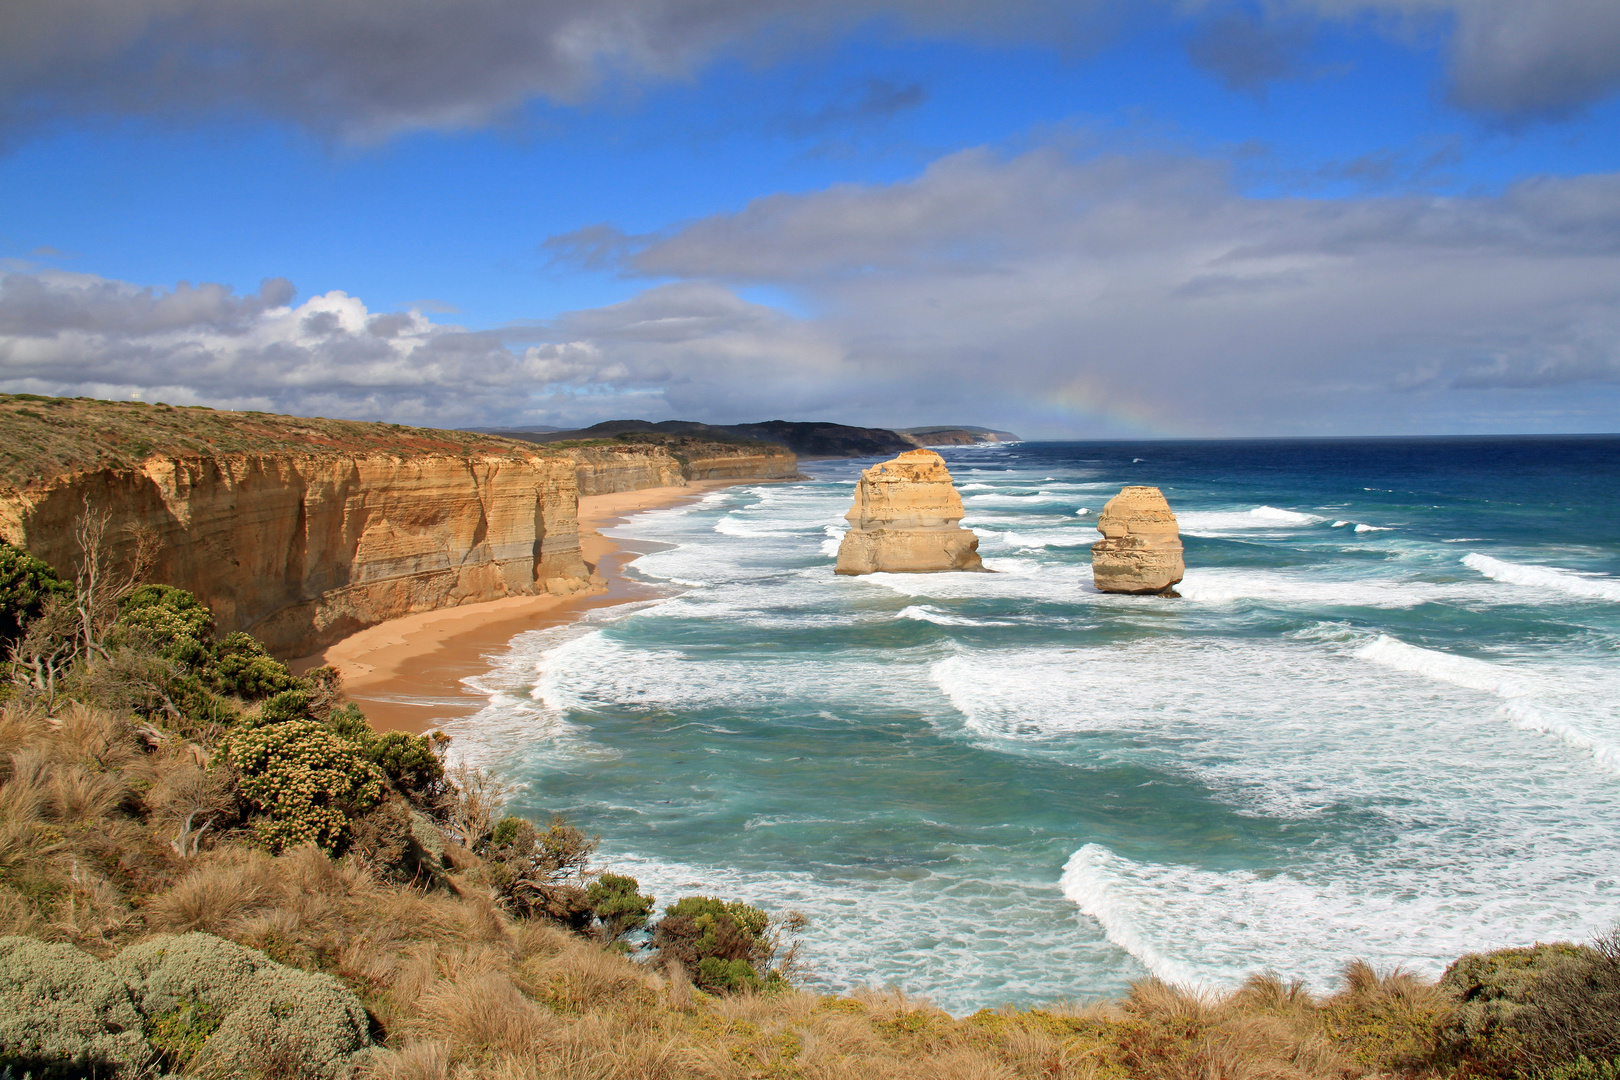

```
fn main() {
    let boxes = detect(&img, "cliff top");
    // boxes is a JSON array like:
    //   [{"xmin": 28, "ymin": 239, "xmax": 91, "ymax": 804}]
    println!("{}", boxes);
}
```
[
  {"xmin": 507, "ymin": 430, "xmax": 791, "ymax": 458},
  {"xmin": 495, "ymin": 418, "xmax": 914, "ymax": 459},
  {"xmin": 0, "ymin": 394, "xmax": 560, "ymax": 492},
  {"xmin": 897, "ymin": 425, "xmax": 1021, "ymax": 445}
]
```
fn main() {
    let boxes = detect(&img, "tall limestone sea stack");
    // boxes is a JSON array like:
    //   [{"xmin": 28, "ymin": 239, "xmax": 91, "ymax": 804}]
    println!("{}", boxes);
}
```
[
  {"xmin": 835, "ymin": 449, "xmax": 985, "ymax": 575},
  {"xmin": 1091, "ymin": 485, "xmax": 1185, "ymax": 594}
]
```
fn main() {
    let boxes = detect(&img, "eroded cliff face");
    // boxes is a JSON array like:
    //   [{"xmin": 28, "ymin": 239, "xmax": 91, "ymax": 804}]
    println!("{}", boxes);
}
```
[
  {"xmin": 834, "ymin": 449, "xmax": 984, "ymax": 575},
  {"xmin": 567, "ymin": 442, "xmax": 799, "ymax": 494},
  {"xmin": 1090, "ymin": 485, "xmax": 1184, "ymax": 594},
  {"xmin": 680, "ymin": 448, "xmax": 800, "ymax": 482},
  {"xmin": 569, "ymin": 446, "xmax": 686, "ymax": 496},
  {"xmin": 0, "ymin": 451, "xmax": 593, "ymax": 656}
]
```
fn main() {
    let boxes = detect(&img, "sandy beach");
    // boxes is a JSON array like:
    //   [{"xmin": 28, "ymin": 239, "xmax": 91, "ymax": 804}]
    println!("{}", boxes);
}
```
[{"xmin": 292, "ymin": 478, "xmax": 748, "ymax": 733}]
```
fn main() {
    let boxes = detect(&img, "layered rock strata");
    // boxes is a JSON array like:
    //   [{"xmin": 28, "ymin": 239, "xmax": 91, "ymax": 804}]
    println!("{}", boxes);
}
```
[
  {"xmin": 1090, "ymin": 486, "xmax": 1184, "ymax": 594},
  {"xmin": 0, "ymin": 450, "xmax": 593, "ymax": 656},
  {"xmin": 569, "ymin": 445, "xmax": 686, "ymax": 496},
  {"xmin": 567, "ymin": 442, "xmax": 800, "ymax": 495},
  {"xmin": 834, "ymin": 449, "xmax": 984, "ymax": 575}
]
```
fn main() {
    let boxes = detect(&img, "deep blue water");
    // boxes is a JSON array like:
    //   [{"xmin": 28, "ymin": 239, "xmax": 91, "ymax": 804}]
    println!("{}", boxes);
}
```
[{"xmin": 445, "ymin": 436, "xmax": 1620, "ymax": 1012}]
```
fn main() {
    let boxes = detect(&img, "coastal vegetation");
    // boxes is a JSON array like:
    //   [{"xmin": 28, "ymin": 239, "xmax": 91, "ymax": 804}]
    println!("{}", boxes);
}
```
[{"xmin": 2, "ymin": 520, "xmax": 1618, "ymax": 1078}]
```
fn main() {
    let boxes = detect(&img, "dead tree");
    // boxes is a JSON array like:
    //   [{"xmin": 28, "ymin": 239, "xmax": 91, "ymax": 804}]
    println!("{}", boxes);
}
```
[{"xmin": 70, "ymin": 499, "xmax": 158, "ymax": 661}]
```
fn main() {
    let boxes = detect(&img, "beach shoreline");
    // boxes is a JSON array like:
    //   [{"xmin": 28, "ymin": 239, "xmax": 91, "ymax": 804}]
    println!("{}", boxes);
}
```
[{"xmin": 291, "ymin": 478, "xmax": 750, "ymax": 733}]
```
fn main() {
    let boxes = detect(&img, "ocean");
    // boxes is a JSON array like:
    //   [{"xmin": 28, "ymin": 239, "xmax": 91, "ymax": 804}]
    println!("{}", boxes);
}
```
[{"xmin": 445, "ymin": 436, "xmax": 1620, "ymax": 1013}]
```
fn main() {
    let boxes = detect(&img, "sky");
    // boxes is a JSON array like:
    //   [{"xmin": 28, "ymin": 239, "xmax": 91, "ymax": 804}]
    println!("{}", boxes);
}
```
[{"xmin": 2, "ymin": 1, "xmax": 1619, "ymax": 439}]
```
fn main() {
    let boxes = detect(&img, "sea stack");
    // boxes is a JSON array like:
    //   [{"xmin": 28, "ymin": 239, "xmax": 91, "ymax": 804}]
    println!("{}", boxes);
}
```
[
  {"xmin": 1091, "ymin": 486, "xmax": 1184, "ymax": 594},
  {"xmin": 835, "ymin": 449, "xmax": 985, "ymax": 575}
]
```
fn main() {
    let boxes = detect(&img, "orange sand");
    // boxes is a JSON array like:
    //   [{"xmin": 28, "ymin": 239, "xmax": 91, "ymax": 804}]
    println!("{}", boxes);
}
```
[{"xmin": 291, "ymin": 479, "xmax": 747, "ymax": 733}]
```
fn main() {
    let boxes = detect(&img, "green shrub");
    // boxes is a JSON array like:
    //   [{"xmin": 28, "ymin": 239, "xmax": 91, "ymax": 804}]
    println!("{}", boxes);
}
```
[
  {"xmin": 697, "ymin": 956, "xmax": 761, "ymax": 994},
  {"xmin": 209, "ymin": 631, "xmax": 299, "ymax": 699},
  {"xmin": 323, "ymin": 701, "xmax": 370, "ymax": 743},
  {"xmin": 586, "ymin": 872, "xmax": 656, "ymax": 941},
  {"xmin": 651, "ymin": 895, "xmax": 775, "ymax": 993},
  {"xmin": 317, "ymin": 707, "xmax": 444, "ymax": 806},
  {"xmin": 0, "ymin": 541, "xmax": 71, "ymax": 646},
  {"xmin": 481, "ymin": 814, "xmax": 597, "ymax": 926},
  {"xmin": 146, "ymin": 998, "xmax": 224, "ymax": 1071},
  {"xmin": 0, "ymin": 935, "xmax": 152, "ymax": 1077},
  {"xmin": 1442, "ymin": 940, "xmax": 1620, "ymax": 1074},
  {"xmin": 115, "ymin": 584, "xmax": 214, "ymax": 667},
  {"xmin": 1537, "ymin": 1059, "xmax": 1620, "ymax": 1080},
  {"xmin": 363, "ymin": 730, "xmax": 445, "ymax": 803},
  {"xmin": 256, "ymin": 687, "xmax": 314, "ymax": 725},
  {"xmin": 218, "ymin": 719, "xmax": 384, "ymax": 854}
]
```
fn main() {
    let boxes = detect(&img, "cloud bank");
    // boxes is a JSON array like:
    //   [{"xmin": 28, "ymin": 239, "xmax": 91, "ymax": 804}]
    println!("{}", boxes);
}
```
[
  {"xmin": 7, "ymin": 145, "xmax": 1618, "ymax": 435},
  {"xmin": 3, "ymin": 0, "xmax": 1618, "ymax": 141}
]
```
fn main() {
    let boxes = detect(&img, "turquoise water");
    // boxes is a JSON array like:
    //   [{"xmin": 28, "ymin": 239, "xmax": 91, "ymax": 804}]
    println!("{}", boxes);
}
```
[{"xmin": 447, "ymin": 437, "xmax": 1620, "ymax": 1013}]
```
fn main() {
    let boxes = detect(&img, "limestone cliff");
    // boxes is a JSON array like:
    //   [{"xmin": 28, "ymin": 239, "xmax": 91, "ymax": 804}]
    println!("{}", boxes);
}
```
[
  {"xmin": 0, "ymin": 397, "xmax": 593, "ymax": 655},
  {"xmin": 1090, "ymin": 486, "xmax": 1184, "ymax": 594},
  {"xmin": 565, "ymin": 439, "xmax": 799, "ymax": 495},
  {"xmin": 680, "ymin": 446, "xmax": 801, "ymax": 482},
  {"xmin": 569, "ymin": 445, "xmax": 686, "ymax": 496},
  {"xmin": 898, "ymin": 426, "xmax": 1021, "ymax": 446},
  {"xmin": 834, "ymin": 449, "xmax": 984, "ymax": 575}
]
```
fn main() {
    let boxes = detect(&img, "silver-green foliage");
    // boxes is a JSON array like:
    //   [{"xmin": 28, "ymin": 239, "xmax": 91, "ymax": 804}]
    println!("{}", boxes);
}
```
[
  {"xmin": 0, "ymin": 935, "xmax": 152, "ymax": 1077},
  {"xmin": 116, "ymin": 932, "xmax": 373, "ymax": 1079},
  {"xmin": 0, "ymin": 932, "xmax": 372, "ymax": 1080}
]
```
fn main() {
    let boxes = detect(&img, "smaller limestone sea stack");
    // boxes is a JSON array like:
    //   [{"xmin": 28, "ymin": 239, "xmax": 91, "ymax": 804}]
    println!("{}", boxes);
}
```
[
  {"xmin": 835, "ymin": 449, "xmax": 985, "ymax": 575},
  {"xmin": 1091, "ymin": 485, "xmax": 1185, "ymax": 594}
]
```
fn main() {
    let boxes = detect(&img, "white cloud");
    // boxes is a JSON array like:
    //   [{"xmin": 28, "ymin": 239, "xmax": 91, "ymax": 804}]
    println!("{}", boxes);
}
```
[
  {"xmin": 7, "ymin": 145, "xmax": 1620, "ymax": 436},
  {"xmin": 0, "ymin": 271, "xmax": 845, "ymax": 427}
]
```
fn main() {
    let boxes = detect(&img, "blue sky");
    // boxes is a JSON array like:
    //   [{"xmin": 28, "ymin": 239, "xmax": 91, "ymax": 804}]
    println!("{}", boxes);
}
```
[{"xmin": 2, "ymin": 1, "xmax": 1619, "ymax": 437}]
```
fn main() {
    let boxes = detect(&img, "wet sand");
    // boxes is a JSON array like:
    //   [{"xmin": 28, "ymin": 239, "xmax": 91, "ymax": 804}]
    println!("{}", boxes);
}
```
[{"xmin": 291, "ymin": 478, "xmax": 747, "ymax": 733}]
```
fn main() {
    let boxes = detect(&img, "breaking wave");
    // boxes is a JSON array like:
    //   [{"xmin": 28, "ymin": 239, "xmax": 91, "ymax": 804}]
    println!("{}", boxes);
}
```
[{"xmin": 1463, "ymin": 553, "xmax": 1620, "ymax": 603}]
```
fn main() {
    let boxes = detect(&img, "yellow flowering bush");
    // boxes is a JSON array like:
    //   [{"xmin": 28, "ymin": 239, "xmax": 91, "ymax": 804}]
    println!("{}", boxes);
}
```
[{"xmin": 219, "ymin": 720, "xmax": 384, "ymax": 854}]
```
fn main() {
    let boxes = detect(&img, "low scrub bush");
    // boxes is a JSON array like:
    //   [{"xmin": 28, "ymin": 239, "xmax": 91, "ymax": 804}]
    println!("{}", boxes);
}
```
[
  {"xmin": 480, "ymin": 815, "xmax": 597, "ymax": 926},
  {"xmin": 585, "ymin": 872, "xmax": 655, "ymax": 943},
  {"xmin": 0, "ymin": 935, "xmax": 153, "ymax": 1077},
  {"xmin": 114, "ymin": 583, "xmax": 216, "ymax": 667},
  {"xmin": 219, "ymin": 719, "xmax": 385, "ymax": 854},
  {"xmin": 650, "ymin": 895, "xmax": 777, "ymax": 994},
  {"xmin": 1442, "ymin": 938, "xmax": 1620, "ymax": 1075},
  {"xmin": 210, "ymin": 630, "xmax": 301, "ymax": 699},
  {"xmin": 0, "ymin": 540, "xmax": 72, "ymax": 648}
]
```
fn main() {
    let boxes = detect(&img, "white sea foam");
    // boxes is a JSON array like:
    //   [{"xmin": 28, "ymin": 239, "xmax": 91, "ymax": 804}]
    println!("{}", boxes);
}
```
[
  {"xmin": 1060, "ymin": 843, "xmax": 1610, "ymax": 991},
  {"xmin": 821, "ymin": 525, "xmax": 847, "ymax": 557},
  {"xmin": 713, "ymin": 514, "xmax": 799, "ymax": 538},
  {"xmin": 1354, "ymin": 523, "xmax": 1392, "ymax": 533},
  {"xmin": 1331, "ymin": 520, "xmax": 1350, "ymax": 528},
  {"xmin": 897, "ymin": 605, "xmax": 1014, "ymax": 627},
  {"xmin": 997, "ymin": 529, "xmax": 1092, "ymax": 549},
  {"xmin": 1177, "ymin": 569, "xmax": 1473, "ymax": 609},
  {"xmin": 1463, "ymin": 553, "xmax": 1620, "ymax": 603},
  {"xmin": 1075, "ymin": 507, "xmax": 1091, "ymax": 515},
  {"xmin": 1251, "ymin": 505, "xmax": 1325, "ymax": 524},
  {"xmin": 1355, "ymin": 633, "xmax": 1620, "ymax": 774},
  {"xmin": 1178, "ymin": 506, "xmax": 1327, "ymax": 535}
]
